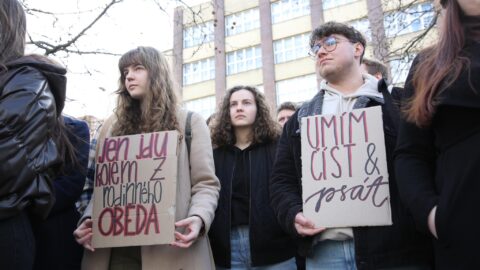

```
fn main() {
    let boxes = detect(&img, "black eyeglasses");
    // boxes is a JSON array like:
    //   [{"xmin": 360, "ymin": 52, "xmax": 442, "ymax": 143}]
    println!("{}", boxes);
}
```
[{"xmin": 308, "ymin": 36, "xmax": 353, "ymax": 58}]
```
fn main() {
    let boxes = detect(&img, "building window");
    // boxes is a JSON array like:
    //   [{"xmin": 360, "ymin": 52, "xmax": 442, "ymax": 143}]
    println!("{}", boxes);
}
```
[
  {"xmin": 322, "ymin": 0, "xmax": 357, "ymax": 10},
  {"xmin": 183, "ymin": 57, "xmax": 215, "ymax": 85},
  {"xmin": 226, "ymin": 46, "xmax": 262, "ymax": 75},
  {"xmin": 271, "ymin": 0, "xmax": 310, "ymax": 24},
  {"xmin": 184, "ymin": 95, "xmax": 216, "ymax": 120},
  {"xmin": 226, "ymin": 8, "xmax": 260, "ymax": 36},
  {"xmin": 389, "ymin": 55, "xmax": 415, "ymax": 85},
  {"xmin": 384, "ymin": 2, "xmax": 434, "ymax": 38},
  {"xmin": 183, "ymin": 21, "xmax": 214, "ymax": 48},
  {"xmin": 276, "ymin": 74, "xmax": 318, "ymax": 105},
  {"xmin": 348, "ymin": 18, "xmax": 371, "ymax": 42},
  {"xmin": 274, "ymin": 33, "xmax": 310, "ymax": 64}
]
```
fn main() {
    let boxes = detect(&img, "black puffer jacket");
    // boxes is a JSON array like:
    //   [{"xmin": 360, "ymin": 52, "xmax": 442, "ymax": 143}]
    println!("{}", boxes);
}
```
[{"xmin": 0, "ymin": 56, "xmax": 66, "ymax": 220}]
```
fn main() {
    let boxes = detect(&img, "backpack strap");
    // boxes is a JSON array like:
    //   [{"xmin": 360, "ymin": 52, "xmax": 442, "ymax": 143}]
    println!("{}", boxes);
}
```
[{"xmin": 185, "ymin": 111, "xmax": 194, "ymax": 160}]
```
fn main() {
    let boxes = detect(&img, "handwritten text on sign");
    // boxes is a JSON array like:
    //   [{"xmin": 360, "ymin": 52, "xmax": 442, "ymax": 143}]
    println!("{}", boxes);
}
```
[
  {"xmin": 92, "ymin": 131, "xmax": 178, "ymax": 248},
  {"xmin": 301, "ymin": 106, "xmax": 392, "ymax": 227}
]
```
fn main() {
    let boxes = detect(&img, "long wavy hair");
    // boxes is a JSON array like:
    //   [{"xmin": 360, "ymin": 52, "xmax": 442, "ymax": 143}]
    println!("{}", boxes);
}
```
[
  {"xmin": 404, "ymin": 0, "xmax": 473, "ymax": 126},
  {"xmin": 111, "ymin": 47, "xmax": 180, "ymax": 136},
  {"xmin": 0, "ymin": 0, "xmax": 26, "ymax": 67},
  {"xmin": 211, "ymin": 85, "xmax": 280, "ymax": 147}
]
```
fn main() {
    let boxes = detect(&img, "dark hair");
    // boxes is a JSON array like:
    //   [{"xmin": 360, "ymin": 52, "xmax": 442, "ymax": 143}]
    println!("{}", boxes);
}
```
[
  {"xmin": 310, "ymin": 21, "xmax": 367, "ymax": 62},
  {"xmin": 112, "ymin": 46, "xmax": 180, "ymax": 136},
  {"xmin": 206, "ymin": 113, "xmax": 216, "ymax": 126},
  {"xmin": 362, "ymin": 58, "xmax": 389, "ymax": 82},
  {"xmin": 277, "ymin": 101, "xmax": 297, "ymax": 114},
  {"xmin": 405, "ymin": 0, "xmax": 471, "ymax": 126},
  {"xmin": 211, "ymin": 85, "xmax": 280, "ymax": 147},
  {"xmin": 0, "ymin": 0, "xmax": 26, "ymax": 66}
]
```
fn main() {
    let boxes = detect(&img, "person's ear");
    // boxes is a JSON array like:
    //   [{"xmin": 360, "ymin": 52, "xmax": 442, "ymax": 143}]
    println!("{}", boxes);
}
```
[{"xmin": 354, "ymin": 43, "xmax": 364, "ymax": 58}]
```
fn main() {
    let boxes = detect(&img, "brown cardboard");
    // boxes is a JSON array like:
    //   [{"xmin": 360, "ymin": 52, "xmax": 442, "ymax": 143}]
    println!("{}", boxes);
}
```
[
  {"xmin": 92, "ymin": 131, "xmax": 178, "ymax": 248},
  {"xmin": 301, "ymin": 106, "xmax": 392, "ymax": 228}
]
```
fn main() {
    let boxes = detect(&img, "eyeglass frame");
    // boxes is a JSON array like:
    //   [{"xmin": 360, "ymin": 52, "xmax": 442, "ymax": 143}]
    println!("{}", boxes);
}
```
[{"xmin": 308, "ymin": 35, "xmax": 356, "ymax": 58}]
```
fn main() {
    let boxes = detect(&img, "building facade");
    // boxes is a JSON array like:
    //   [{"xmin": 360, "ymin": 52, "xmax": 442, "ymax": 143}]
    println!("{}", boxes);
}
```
[{"xmin": 173, "ymin": 0, "xmax": 436, "ymax": 119}]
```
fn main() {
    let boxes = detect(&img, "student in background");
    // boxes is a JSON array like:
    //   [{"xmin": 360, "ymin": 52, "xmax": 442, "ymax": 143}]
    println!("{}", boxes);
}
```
[
  {"xmin": 395, "ymin": 0, "xmax": 480, "ymax": 268},
  {"xmin": 74, "ymin": 46, "xmax": 220, "ymax": 270},
  {"xmin": 276, "ymin": 101, "xmax": 297, "ymax": 127},
  {"xmin": 209, "ymin": 86, "xmax": 296, "ymax": 269}
]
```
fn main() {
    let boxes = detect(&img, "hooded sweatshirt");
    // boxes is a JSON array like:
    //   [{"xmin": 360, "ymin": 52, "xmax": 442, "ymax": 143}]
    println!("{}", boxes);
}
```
[{"xmin": 314, "ymin": 74, "xmax": 383, "ymax": 243}]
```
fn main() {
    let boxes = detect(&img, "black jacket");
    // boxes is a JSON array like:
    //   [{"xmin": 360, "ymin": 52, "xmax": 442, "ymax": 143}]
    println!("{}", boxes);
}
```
[
  {"xmin": 270, "ymin": 80, "xmax": 433, "ymax": 270},
  {"xmin": 0, "ymin": 56, "xmax": 66, "ymax": 220},
  {"xmin": 395, "ymin": 41, "xmax": 480, "ymax": 269},
  {"xmin": 209, "ymin": 141, "xmax": 296, "ymax": 268}
]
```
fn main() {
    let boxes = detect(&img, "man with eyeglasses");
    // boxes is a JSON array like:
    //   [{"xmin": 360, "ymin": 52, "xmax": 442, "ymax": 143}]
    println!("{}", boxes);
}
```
[{"xmin": 269, "ymin": 21, "xmax": 433, "ymax": 269}]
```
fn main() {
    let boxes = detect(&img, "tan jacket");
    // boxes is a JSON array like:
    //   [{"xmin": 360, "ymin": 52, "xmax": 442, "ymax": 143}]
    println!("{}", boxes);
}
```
[{"xmin": 81, "ymin": 110, "xmax": 220, "ymax": 270}]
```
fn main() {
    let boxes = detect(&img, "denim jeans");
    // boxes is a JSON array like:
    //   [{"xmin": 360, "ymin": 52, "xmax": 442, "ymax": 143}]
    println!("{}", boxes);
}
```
[
  {"xmin": 0, "ymin": 212, "xmax": 35, "ymax": 270},
  {"xmin": 216, "ymin": 225, "xmax": 296, "ymax": 270},
  {"xmin": 307, "ymin": 239, "xmax": 356, "ymax": 270}
]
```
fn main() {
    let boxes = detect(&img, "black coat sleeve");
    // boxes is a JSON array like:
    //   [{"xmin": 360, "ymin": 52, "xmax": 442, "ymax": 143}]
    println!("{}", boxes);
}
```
[
  {"xmin": 269, "ymin": 113, "xmax": 303, "ymax": 238},
  {"xmin": 394, "ymin": 56, "xmax": 438, "ymax": 235},
  {"xmin": 49, "ymin": 116, "xmax": 90, "ymax": 216}
]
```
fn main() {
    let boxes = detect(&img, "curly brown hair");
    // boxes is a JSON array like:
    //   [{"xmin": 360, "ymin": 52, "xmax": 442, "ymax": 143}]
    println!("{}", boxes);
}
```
[
  {"xmin": 211, "ymin": 85, "xmax": 280, "ymax": 147},
  {"xmin": 111, "ymin": 47, "xmax": 180, "ymax": 136}
]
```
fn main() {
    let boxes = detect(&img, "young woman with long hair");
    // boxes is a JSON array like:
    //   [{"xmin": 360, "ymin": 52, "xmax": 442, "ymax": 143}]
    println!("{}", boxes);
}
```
[
  {"xmin": 74, "ymin": 46, "xmax": 220, "ymax": 270},
  {"xmin": 209, "ymin": 86, "xmax": 296, "ymax": 269},
  {"xmin": 395, "ymin": 0, "xmax": 480, "ymax": 268},
  {"xmin": 0, "ymin": 0, "xmax": 75, "ymax": 269}
]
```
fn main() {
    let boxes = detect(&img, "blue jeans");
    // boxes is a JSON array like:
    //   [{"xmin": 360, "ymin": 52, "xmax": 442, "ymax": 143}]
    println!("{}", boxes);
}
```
[
  {"xmin": 217, "ymin": 225, "xmax": 296, "ymax": 270},
  {"xmin": 307, "ymin": 239, "xmax": 356, "ymax": 270},
  {"xmin": 0, "ymin": 212, "xmax": 35, "ymax": 270}
]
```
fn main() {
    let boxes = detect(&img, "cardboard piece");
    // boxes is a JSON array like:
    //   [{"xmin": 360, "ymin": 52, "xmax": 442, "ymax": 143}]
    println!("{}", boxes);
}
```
[
  {"xmin": 92, "ymin": 131, "xmax": 178, "ymax": 248},
  {"xmin": 301, "ymin": 106, "xmax": 392, "ymax": 228}
]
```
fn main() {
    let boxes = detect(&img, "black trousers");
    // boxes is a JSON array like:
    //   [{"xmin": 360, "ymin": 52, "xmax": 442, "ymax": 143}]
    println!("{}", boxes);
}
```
[{"xmin": 0, "ymin": 211, "xmax": 35, "ymax": 270}]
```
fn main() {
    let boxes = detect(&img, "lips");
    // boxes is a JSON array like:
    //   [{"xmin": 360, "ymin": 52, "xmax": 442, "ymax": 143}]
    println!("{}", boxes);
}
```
[
  {"xmin": 318, "ymin": 58, "xmax": 332, "ymax": 65},
  {"xmin": 128, "ymin": 84, "xmax": 138, "ymax": 90}
]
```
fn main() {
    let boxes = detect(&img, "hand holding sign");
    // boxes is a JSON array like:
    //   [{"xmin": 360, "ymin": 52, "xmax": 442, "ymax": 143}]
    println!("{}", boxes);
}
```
[
  {"xmin": 294, "ymin": 212, "xmax": 326, "ymax": 237},
  {"xmin": 172, "ymin": 216, "xmax": 203, "ymax": 248},
  {"xmin": 74, "ymin": 218, "xmax": 94, "ymax": 252}
]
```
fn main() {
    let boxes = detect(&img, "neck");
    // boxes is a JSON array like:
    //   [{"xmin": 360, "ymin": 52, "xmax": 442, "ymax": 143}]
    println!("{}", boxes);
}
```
[
  {"xmin": 234, "ymin": 126, "xmax": 252, "ymax": 149},
  {"xmin": 325, "ymin": 64, "xmax": 364, "ymax": 95}
]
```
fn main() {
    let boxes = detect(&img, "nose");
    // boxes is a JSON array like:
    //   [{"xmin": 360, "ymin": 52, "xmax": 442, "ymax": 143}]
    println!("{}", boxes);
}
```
[
  {"xmin": 316, "ymin": 45, "xmax": 328, "ymax": 58},
  {"xmin": 236, "ymin": 104, "xmax": 244, "ymax": 111},
  {"xmin": 125, "ymin": 70, "xmax": 134, "ymax": 81}
]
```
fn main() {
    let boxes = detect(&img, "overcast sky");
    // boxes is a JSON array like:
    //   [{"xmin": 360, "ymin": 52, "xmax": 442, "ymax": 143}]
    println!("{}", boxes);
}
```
[{"xmin": 25, "ymin": 0, "xmax": 206, "ymax": 119}]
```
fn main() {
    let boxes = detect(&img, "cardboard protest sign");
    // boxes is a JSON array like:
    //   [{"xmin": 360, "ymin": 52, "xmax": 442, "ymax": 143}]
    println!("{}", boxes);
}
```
[
  {"xmin": 301, "ymin": 106, "xmax": 392, "ymax": 228},
  {"xmin": 92, "ymin": 131, "xmax": 178, "ymax": 248}
]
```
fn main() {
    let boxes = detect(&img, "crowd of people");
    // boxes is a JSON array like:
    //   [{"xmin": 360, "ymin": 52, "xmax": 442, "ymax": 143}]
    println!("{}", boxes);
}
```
[{"xmin": 1, "ymin": 0, "xmax": 479, "ymax": 269}]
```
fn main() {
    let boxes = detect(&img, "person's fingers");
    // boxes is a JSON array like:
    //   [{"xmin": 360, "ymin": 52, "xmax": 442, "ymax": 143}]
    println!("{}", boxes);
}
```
[
  {"xmin": 74, "ymin": 226, "xmax": 92, "ymax": 240},
  {"xmin": 77, "ymin": 231, "xmax": 95, "ymax": 251},
  {"xmin": 295, "ymin": 213, "xmax": 315, "ymax": 228},
  {"xmin": 174, "ymin": 217, "xmax": 192, "ymax": 228},
  {"xmin": 171, "ymin": 232, "xmax": 194, "ymax": 248}
]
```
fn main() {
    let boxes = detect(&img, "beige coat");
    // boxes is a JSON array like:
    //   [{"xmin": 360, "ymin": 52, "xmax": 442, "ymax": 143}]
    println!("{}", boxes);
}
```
[{"xmin": 81, "ymin": 110, "xmax": 220, "ymax": 270}]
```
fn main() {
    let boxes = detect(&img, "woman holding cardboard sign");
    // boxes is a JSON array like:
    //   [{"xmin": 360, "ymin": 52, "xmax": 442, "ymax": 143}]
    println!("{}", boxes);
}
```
[
  {"xmin": 74, "ymin": 46, "xmax": 220, "ymax": 270},
  {"xmin": 395, "ymin": 0, "xmax": 480, "ymax": 269},
  {"xmin": 209, "ymin": 86, "xmax": 296, "ymax": 269}
]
